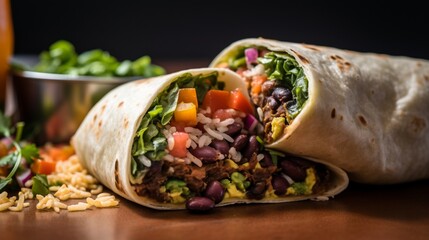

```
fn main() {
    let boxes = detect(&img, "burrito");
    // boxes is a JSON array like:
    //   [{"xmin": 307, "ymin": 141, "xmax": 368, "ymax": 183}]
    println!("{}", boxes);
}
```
[
  {"xmin": 210, "ymin": 38, "xmax": 429, "ymax": 184},
  {"xmin": 72, "ymin": 68, "xmax": 348, "ymax": 210}
]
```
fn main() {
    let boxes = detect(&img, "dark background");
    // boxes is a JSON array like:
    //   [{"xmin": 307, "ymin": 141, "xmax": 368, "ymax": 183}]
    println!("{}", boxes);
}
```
[{"xmin": 10, "ymin": 1, "xmax": 429, "ymax": 65}]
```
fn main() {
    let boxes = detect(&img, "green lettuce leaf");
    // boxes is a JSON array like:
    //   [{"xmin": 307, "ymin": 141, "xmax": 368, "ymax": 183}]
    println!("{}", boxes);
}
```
[{"xmin": 258, "ymin": 52, "xmax": 309, "ymax": 120}]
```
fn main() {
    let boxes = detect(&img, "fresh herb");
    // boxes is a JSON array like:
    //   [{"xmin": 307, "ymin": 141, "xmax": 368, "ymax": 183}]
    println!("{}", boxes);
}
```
[
  {"xmin": 33, "ymin": 40, "xmax": 165, "ymax": 78},
  {"xmin": 131, "ymin": 72, "xmax": 224, "ymax": 176},
  {"xmin": 0, "ymin": 112, "xmax": 40, "ymax": 192},
  {"xmin": 31, "ymin": 174, "xmax": 50, "ymax": 196},
  {"xmin": 258, "ymin": 52, "xmax": 309, "ymax": 121}
]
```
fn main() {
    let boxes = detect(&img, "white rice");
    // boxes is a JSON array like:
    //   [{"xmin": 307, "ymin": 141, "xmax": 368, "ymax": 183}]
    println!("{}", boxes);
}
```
[
  {"xmin": 198, "ymin": 134, "xmax": 212, "ymax": 148},
  {"xmin": 220, "ymin": 133, "xmax": 234, "ymax": 143},
  {"xmin": 185, "ymin": 138, "xmax": 192, "ymax": 148},
  {"xmin": 256, "ymin": 154, "xmax": 265, "ymax": 162},
  {"xmin": 257, "ymin": 107, "xmax": 264, "ymax": 122},
  {"xmin": 184, "ymin": 127, "xmax": 202, "ymax": 136},
  {"xmin": 219, "ymin": 118, "xmax": 235, "ymax": 127},
  {"xmin": 197, "ymin": 113, "xmax": 212, "ymax": 124},
  {"xmin": 190, "ymin": 140, "xmax": 197, "ymax": 149},
  {"xmin": 187, "ymin": 152, "xmax": 203, "ymax": 167},
  {"xmin": 204, "ymin": 125, "xmax": 223, "ymax": 140},
  {"xmin": 217, "ymin": 126, "xmax": 228, "ymax": 133},
  {"xmin": 243, "ymin": 64, "xmax": 265, "ymax": 77},
  {"xmin": 138, "ymin": 155, "xmax": 152, "ymax": 168},
  {"xmin": 163, "ymin": 154, "xmax": 174, "ymax": 162},
  {"xmin": 167, "ymin": 136, "xmax": 175, "ymax": 150},
  {"xmin": 282, "ymin": 173, "xmax": 295, "ymax": 185},
  {"xmin": 229, "ymin": 147, "xmax": 242, "ymax": 163}
]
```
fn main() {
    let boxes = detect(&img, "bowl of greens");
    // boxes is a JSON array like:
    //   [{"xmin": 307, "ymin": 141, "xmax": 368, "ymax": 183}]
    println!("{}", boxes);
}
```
[{"xmin": 11, "ymin": 40, "xmax": 166, "ymax": 145}]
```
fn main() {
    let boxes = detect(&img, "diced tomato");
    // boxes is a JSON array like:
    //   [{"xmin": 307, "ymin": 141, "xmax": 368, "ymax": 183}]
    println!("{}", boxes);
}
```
[
  {"xmin": 178, "ymin": 88, "xmax": 198, "ymax": 108},
  {"xmin": 169, "ymin": 132, "xmax": 189, "ymax": 158},
  {"xmin": 31, "ymin": 159, "xmax": 57, "ymax": 175},
  {"xmin": 213, "ymin": 109, "xmax": 235, "ymax": 121},
  {"xmin": 202, "ymin": 90, "xmax": 230, "ymax": 114},
  {"xmin": 227, "ymin": 88, "xmax": 254, "ymax": 115},
  {"xmin": 174, "ymin": 102, "xmax": 197, "ymax": 126}
]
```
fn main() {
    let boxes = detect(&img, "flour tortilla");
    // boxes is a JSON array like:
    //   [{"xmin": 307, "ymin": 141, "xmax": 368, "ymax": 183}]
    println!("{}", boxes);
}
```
[
  {"xmin": 211, "ymin": 38, "xmax": 429, "ymax": 184},
  {"xmin": 71, "ymin": 68, "xmax": 348, "ymax": 210}
]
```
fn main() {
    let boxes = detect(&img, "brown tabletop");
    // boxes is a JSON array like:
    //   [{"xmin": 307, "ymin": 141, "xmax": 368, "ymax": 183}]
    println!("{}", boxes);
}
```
[
  {"xmin": 1, "ymin": 180, "xmax": 428, "ymax": 240},
  {"xmin": 2, "ymin": 60, "xmax": 429, "ymax": 240}
]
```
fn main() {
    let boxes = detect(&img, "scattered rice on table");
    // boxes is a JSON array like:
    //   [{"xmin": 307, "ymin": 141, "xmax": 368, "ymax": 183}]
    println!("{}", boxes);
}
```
[{"xmin": 0, "ymin": 153, "xmax": 119, "ymax": 213}]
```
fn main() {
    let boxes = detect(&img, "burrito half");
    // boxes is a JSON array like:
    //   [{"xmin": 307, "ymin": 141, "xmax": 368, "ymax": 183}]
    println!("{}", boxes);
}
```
[
  {"xmin": 72, "ymin": 68, "xmax": 348, "ymax": 210},
  {"xmin": 210, "ymin": 38, "xmax": 429, "ymax": 184}
]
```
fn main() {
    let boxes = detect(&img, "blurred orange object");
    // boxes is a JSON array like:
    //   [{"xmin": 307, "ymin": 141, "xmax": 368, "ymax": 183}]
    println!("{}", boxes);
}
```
[{"xmin": 0, "ymin": 0, "xmax": 13, "ymax": 110}]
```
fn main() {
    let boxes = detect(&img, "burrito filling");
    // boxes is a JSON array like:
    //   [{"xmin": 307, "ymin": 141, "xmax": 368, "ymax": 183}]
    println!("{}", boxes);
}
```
[
  {"xmin": 217, "ymin": 48, "xmax": 309, "ymax": 143},
  {"xmin": 131, "ymin": 72, "xmax": 328, "ymax": 210}
]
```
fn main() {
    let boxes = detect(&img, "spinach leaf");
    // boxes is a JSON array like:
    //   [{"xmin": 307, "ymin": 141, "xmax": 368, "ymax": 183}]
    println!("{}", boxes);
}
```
[{"xmin": 258, "ymin": 52, "xmax": 309, "ymax": 120}]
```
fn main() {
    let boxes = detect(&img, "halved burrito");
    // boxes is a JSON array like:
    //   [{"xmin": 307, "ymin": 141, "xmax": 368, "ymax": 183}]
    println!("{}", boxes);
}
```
[
  {"xmin": 210, "ymin": 38, "xmax": 429, "ymax": 184},
  {"xmin": 72, "ymin": 68, "xmax": 348, "ymax": 210}
]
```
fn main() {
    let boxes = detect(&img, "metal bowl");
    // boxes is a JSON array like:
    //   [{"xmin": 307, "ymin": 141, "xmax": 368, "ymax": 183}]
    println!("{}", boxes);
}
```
[{"xmin": 11, "ymin": 69, "xmax": 140, "ymax": 145}]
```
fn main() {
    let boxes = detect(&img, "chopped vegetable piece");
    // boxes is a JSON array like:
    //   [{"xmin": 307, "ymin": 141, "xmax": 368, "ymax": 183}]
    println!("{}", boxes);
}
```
[
  {"xmin": 178, "ymin": 88, "xmax": 198, "ymax": 108},
  {"xmin": 169, "ymin": 132, "xmax": 189, "ymax": 158},
  {"xmin": 227, "ymin": 89, "xmax": 254, "ymax": 115},
  {"xmin": 174, "ymin": 102, "xmax": 197, "ymax": 126},
  {"xmin": 31, "ymin": 158, "xmax": 57, "ymax": 175},
  {"xmin": 202, "ymin": 90, "xmax": 230, "ymax": 114}
]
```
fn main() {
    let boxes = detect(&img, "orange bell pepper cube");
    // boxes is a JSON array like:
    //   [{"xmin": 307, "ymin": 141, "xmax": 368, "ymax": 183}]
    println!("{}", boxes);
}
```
[
  {"xmin": 169, "ymin": 132, "xmax": 189, "ymax": 158},
  {"xmin": 31, "ymin": 159, "xmax": 57, "ymax": 175},
  {"xmin": 174, "ymin": 102, "xmax": 197, "ymax": 126},
  {"xmin": 178, "ymin": 88, "xmax": 198, "ymax": 108},
  {"xmin": 227, "ymin": 88, "xmax": 254, "ymax": 115},
  {"xmin": 48, "ymin": 145, "xmax": 75, "ymax": 161},
  {"xmin": 202, "ymin": 90, "xmax": 230, "ymax": 114}
]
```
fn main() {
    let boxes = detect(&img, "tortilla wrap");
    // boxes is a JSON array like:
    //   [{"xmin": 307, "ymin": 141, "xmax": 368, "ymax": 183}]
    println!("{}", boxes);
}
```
[
  {"xmin": 210, "ymin": 38, "xmax": 429, "ymax": 184},
  {"xmin": 72, "ymin": 68, "xmax": 348, "ymax": 210}
]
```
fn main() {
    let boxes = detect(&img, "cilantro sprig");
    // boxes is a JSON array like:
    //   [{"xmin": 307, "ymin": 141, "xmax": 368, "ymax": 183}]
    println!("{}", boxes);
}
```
[{"xmin": 0, "ymin": 112, "xmax": 39, "ymax": 192}]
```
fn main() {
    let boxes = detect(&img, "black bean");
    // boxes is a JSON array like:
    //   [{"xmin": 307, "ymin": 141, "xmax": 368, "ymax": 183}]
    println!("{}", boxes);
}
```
[
  {"xmin": 204, "ymin": 181, "xmax": 225, "ymax": 204},
  {"xmin": 261, "ymin": 81, "xmax": 276, "ymax": 96},
  {"xmin": 259, "ymin": 152, "xmax": 274, "ymax": 167},
  {"xmin": 191, "ymin": 146, "xmax": 219, "ymax": 162},
  {"xmin": 231, "ymin": 134, "xmax": 248, "ymax": 151},
  {"xmin": 186, "ymin": 197, "xmax": 215, "ymax": 212},
  {"xmin": 272, "ymin": 87, "xmax": 292, "ymax": 103},
  {"xmin": 247, "ymin": 181, "xmax": 267, "ymax": 200},
  {"xmin": 243, "ymin": 135, "xmax": 259, "ymax": 159},
  {"xmin": 271, "ymin": 175, "xmax": 289, "ymax": 195},
  {"xmin": 225, "ymin": 123, "xmax": 242, "ymax": 136},
  {"xmin": 287, "ymin": 156, "xmax": 313, "ymax": 169},
  {"xmin": 210, "ymin": 139, "xmax": 229, "ymax": 155},
  {"xmin": 266, "ymin": 96, "xmax": 279, "ymax": 110},
  {"xmin": 279, "ymin": 159, "xmax": 306, "ymax": 182}
]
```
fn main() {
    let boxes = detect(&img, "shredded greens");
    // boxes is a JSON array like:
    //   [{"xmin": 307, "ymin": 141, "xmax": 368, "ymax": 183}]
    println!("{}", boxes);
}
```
[
  {"xmin": 131, "ymin": 72, "xmax": 224, "ymax": 176},
  {"xmin": 258, "ymin": 52, "xmax": 309, "ymax": 120}
]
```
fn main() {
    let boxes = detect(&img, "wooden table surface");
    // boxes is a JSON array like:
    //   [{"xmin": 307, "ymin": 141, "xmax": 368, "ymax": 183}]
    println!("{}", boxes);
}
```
[
  {"xmin": 2, "ymin": 60, "xmax": 429, "ymax": 240},
  {"xmin": 1, "ymin": 180, "xmax": 428, "ymax": 240}
]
